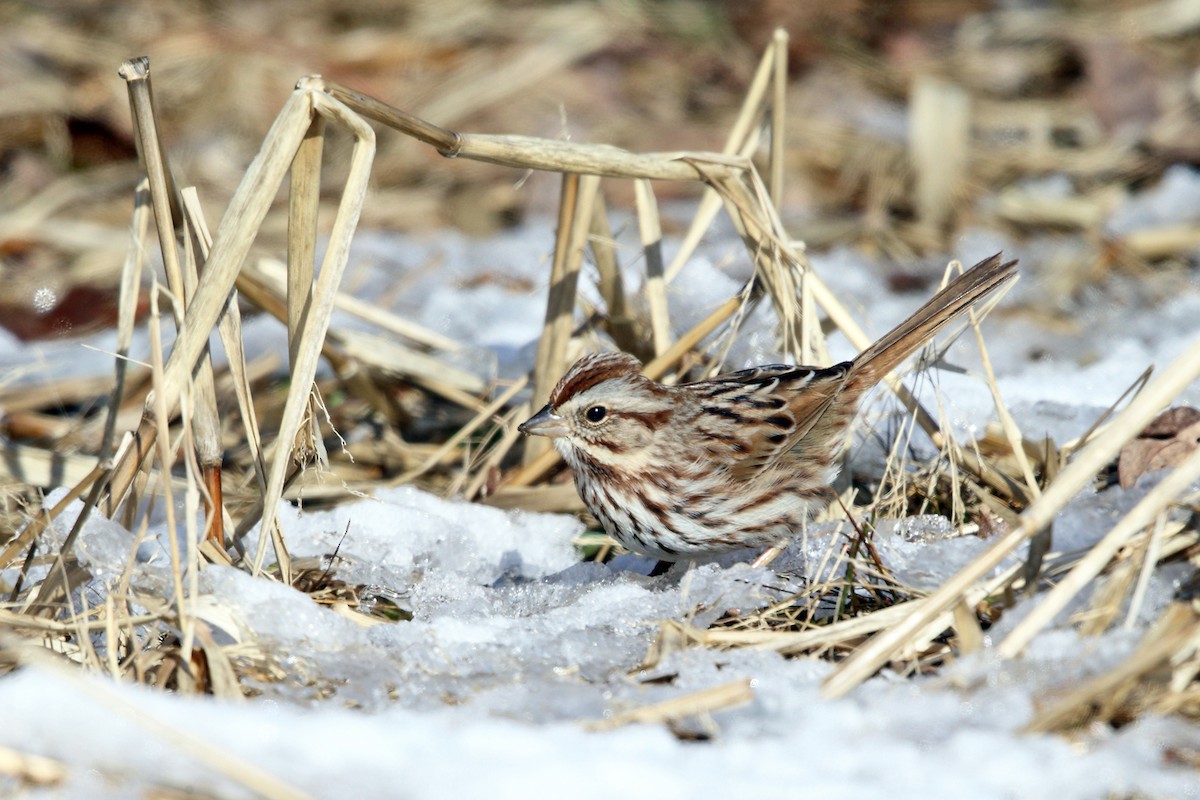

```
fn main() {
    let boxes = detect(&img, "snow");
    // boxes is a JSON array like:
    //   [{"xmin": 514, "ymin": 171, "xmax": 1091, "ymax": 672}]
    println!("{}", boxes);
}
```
[
  {"xmin": 3, "ymin": 178, "xmax": 1200, "ymax": 798},
  {"xmin": 3, "ymin": 508, "xmax": 1197, "ymax": 799},
  {"xmin": 1107, "ymin": 165, "xmax": 1200, "ymax": 235}
]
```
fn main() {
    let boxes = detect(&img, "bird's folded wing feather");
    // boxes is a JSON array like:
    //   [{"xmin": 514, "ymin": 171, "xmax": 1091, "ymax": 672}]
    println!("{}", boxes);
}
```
[{"xmin": 688, "ymin": 364, "xmax": 850, "ymax": 481}]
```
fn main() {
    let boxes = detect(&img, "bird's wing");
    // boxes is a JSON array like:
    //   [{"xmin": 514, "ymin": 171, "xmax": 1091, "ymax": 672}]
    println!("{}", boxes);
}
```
[{"xmin": 685, "ymin": 363, "xmax": 850, "ymax": 481}]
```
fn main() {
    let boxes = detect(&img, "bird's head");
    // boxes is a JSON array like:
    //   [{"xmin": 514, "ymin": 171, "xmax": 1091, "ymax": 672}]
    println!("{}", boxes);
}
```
[{"xmin": 518, "ymin": 352, "xmax": 676, "ymax": 470}]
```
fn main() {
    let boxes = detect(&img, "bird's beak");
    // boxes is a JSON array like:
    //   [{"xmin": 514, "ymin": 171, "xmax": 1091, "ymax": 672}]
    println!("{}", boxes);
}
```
[{"xmin": 518, "ymin": 404, "xmax": 568, "ymax": 438}]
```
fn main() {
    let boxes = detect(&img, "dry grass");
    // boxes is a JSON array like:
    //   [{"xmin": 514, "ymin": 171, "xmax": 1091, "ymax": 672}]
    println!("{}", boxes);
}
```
[{"xmin": 0, "ymin": 2, "xmax": 1199, "ymax": 783}]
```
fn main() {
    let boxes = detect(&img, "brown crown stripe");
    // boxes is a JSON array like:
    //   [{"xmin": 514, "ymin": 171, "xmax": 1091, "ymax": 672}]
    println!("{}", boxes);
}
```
[
  {"xmin": 549, "ymin": 352, "xmax": 642, "ymax": 406},
  {"xmin": 551, "ymin": 365, "xmax": 614, "ymax": 406}
]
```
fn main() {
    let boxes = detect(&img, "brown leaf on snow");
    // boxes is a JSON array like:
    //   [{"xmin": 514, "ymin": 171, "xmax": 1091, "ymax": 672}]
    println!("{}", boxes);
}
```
[{"xmin": 1117, "ymin": 407, "xmax": 1200, "ymax": 489}]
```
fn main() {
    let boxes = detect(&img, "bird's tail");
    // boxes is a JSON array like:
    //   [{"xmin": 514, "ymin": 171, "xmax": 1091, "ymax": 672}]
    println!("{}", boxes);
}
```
[{"xmin": 850, "ymin": 253, "xmax": 1018, "ymax": 386}]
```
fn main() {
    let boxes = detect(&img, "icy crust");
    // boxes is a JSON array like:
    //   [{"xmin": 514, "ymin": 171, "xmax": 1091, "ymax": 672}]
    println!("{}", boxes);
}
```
[
  {"xmin": 5, "ymin": 479, "xmax": 1196, "ymax": 797},
  {"xmin": 206, "ymin": 486, "xmax": 775, "ymax": 716},
  {"xmin": 1, "ymin": 556, "xmax": 1198, "ymax": 799},
  {"xmin": 270, "ymin": 486, "xmax": 581, "ymax": 586}
]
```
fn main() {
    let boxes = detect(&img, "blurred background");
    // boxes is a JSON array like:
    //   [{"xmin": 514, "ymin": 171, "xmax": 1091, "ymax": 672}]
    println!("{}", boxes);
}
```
[{"xmin": 1, "ymin": 0, "xmax": 1198, "ymax": 340}]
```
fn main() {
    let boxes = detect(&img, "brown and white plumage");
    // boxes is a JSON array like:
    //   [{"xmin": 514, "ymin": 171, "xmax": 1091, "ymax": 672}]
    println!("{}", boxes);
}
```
[{"xmin": 518, "ymin": 254, "xmax": 1018, "ymax": 560}]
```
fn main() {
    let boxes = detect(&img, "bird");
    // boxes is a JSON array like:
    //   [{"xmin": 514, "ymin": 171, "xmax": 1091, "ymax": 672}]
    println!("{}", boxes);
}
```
[{"xmin": 518, "ymin": 254, "xmax": 1017, "ymax": 563}]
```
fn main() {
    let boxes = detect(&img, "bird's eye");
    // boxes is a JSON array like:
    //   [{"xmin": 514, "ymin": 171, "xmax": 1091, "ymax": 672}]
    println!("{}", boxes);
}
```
[{"xmin": 584, "ymin": 405, "xmax": 607, "ymax": 423}]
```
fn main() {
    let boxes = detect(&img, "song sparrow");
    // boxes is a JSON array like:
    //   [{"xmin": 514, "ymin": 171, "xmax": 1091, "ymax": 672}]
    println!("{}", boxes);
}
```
[{"xmin": 518, "ymin": 254, "xmax": 1017, "ymax": 561}]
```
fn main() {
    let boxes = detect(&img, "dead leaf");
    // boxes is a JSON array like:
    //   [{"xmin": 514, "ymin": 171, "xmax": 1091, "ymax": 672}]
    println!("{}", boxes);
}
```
[
  {"xmin": 1117, "ymin": 407, "xmax": 1200, "ymax": 488},
  {"xmin": 1140, "ymin": 407, "xmax": 1200, "ymax": 438}
]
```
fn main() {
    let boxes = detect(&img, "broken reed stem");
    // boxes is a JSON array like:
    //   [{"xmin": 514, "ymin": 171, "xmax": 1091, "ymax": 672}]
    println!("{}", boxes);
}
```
[
  {"xmin": 589, "ymin": 193, "xmax": 640, "ymax": 357},
  {"xmin": 769, "ymin": 28, "xmax": 788, "ymax": 207},
  {"xmin": 633, "ymin": 179, "xmax": 670, "ymax": 357},
  {"xmin": 287, "ymin": 116, "xmax": 324, "ymax": 367},
  {"xmin": 146, "ymin": 283, "xmax": 190, "ymax": 635},
  {"xmin": 823, "ymin": 331, "xmax": 1200, "ymax": 698},
  {"xmin": 910, "ymin": 75, "xmax": 970, "ymax": 236},
  {"xmin": 118, "ymin": 58, "xmax": 184, "ymax": 296},
  {"xmin": 251, "ymin": 89, "xmax": 378, "ymax": 581},
  {"xmin": 297, "ymin": 48, "xmax": 819, "ymax": 489},
  {"xmin": 284, "ymin": 115, "xmax": 325, "ymax": 518},
  {"xmin": 122, "ymin": 57, "xmax": 225, "ymax": 545},
  {"xmin": 529, "ymin": 172, "xmax": 581, "ymax": 430},
  {"xmin": 102, "ymin": 177, "xmax": 152, "ymax": 462},
  {"xmin": 316, "ymin": 74, "xmax": 741, "ymax": 182},
  {"xmin": 308, "ymin": 44, "xmax": 790, "ymax": 373},
  {"xmin": 180, "ymin": 188, "xmax": 270, "ymax": 545},
  {"xmin": 180, "ymin": 224, "xmax": 224, "ymax": 546},
  {"xmin": 105, "ymin": 82, "xmax": 318, "ymax": 515},
  {"xmin": 526, "ymin": 173, "xmax": 599, "ymax": 465},
  {"xmin": 122, "ymin": 59, "xmax": 223, "ymax": 458}
]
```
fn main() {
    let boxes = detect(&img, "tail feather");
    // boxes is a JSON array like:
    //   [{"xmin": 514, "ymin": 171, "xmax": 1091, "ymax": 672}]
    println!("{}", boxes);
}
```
[{"xmin": 850, "ymin": 253, "xmax": 1018, "ymax": 386}]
